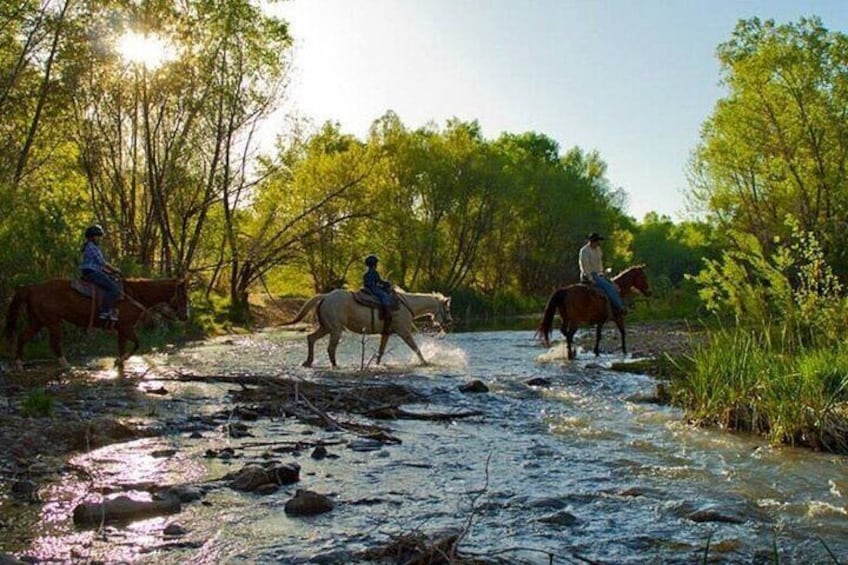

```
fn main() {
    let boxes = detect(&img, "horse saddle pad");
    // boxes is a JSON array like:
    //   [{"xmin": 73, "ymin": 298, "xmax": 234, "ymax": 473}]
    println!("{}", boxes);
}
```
[
  {"xmin": 71, "ymin": 279, "xmax": 99, "ymax": 298},
  {"xmin": 352, "ymin": 289, "xmax": 400, "ymax": 310}
]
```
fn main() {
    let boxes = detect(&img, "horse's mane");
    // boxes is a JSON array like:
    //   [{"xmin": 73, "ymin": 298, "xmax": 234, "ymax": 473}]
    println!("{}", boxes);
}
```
[
  {"xmin": 392, "ymin": 287, "xmax": 446, "ymax": 300},
  {"xmin": 614, "ymin": 264, "xmax": 646, "ymax": 278}
]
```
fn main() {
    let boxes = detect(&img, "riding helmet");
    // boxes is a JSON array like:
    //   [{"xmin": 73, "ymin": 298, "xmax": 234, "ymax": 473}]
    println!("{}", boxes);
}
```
[
  {"xmin": 85, "ymin": 224, "xmax": 105, "ymax": 239},
  {"xmin": 587, "ymin": 232, "xmax": 604, "ymax": 242},
  {"xmin": 365, "ymin": 254, "xmax": 379, "ymax": 267}
]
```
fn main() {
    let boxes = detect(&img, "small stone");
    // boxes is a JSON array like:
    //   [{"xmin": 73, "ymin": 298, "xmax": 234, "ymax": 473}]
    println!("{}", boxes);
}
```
[
  {"xmin": 255, "ymin": 483, "xmax": 279, "ymax": 496},
  {"xmin": 163, "ymin": 523, "xmax": 187, "ymax": 536},
  {"xmin": 459, "ymin": 380, "xmax": 489, "ymax": 393},
  {"xmin": 526, "ymin": 377, "xmax": 551, "ymax": 387},
  {"xmin": 347, "ymin": 439, "xmax": 383, "ymax": 452},
  {"xmin": 165, "ymin": 485, "xmax": 203, "ymax": 503},
  {"xmin": 311, "ymin": 445, "xmax": 328, "ymax": 460},
  {"xmin": 284, "ymin": 489, "xmax": 334, "ymax": 516},
  {"xmin": 537, "ymin": 510, "xmax": 578, "ymax": 526}
]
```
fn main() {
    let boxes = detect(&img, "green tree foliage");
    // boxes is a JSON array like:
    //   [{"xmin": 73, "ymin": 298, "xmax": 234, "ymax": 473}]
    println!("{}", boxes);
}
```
[
  {"xmin": 696, "ymin": 217, "xmax": 845, "ymax": 348},
  {"xmin": 0, "ymin": 1, "xmax": 653, "ymax": 320},
  {"xmin": 631, "ymin": 213, "xmax": 721, "ymax": 288},
  {"xmin": 690, "ymin": 17, "xmax": 848, "ymax": 272}
]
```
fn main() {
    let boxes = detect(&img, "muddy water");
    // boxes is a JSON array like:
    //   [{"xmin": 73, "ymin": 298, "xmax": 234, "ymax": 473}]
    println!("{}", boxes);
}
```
[{"xmin": 7, "ymin": 328, "xmax": 848, "ymax": 563}]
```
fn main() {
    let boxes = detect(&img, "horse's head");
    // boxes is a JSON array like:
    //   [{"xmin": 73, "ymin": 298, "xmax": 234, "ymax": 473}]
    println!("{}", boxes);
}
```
[
  {"xmin": 435, "ymin": 295, "xmax": 453, "ymax": 329},
  {"xmin": 628, "ymin": 265, "xmax": 651, "ymax": 297}
]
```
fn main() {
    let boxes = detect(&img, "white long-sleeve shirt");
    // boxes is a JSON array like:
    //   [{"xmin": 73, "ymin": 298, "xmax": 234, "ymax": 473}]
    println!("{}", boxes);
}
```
[{"xmin": 579, "ymin": 242, "xmax": 603, "ymax": 282}]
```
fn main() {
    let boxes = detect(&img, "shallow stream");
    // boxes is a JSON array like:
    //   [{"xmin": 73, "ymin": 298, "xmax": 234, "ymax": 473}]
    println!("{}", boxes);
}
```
[{"xmin": 6, "ymin": 328, "xmax": 848, "ymax": 563}]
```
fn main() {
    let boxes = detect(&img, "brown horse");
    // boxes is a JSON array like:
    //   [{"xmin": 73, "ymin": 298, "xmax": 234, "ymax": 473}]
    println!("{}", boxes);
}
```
[
  {"xmin": 537, "ymin": 265, "xmax": 651, "ymax": 360},
  {"xmin": 4, "ymin": 278, "xmax": 189, "ymax": 371}
]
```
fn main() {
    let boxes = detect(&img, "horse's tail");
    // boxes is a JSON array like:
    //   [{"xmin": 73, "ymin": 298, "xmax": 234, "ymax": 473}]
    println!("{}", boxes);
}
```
[
  {"xmin": 281, "ymin": 293, "xmax": 325, "ymax": 325},
  {"xmin": 536, "ymin": 288, "xmax": 568, "ymax": 347},
  {"xmin": 4, "ymin": 286, "xmax": 29, "ymax": 350}
]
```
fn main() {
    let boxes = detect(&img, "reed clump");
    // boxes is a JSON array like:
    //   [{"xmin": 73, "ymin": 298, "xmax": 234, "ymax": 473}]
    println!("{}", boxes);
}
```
[{"xmin": 671, "ymin": 219, "xmax": 848, "ymax": 453}]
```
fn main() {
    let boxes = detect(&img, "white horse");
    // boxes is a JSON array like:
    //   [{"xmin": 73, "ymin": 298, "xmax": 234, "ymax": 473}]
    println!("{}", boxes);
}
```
[{"xmin": 282, "ymin": 289, "xmax": 452, "ymax": 368}]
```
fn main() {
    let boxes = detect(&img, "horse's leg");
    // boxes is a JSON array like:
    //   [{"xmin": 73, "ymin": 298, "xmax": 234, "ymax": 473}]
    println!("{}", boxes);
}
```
[
  {"xmin": 376, "ymin": 334, "xmax": 390, "ymax": 364},
  {"xmin": 46, "ymin": 323, "xmax": 70, "ymax": 370},
  {"xmin": 614, "ymin": 318, "xmax": 626, "ymax": 356},
  {"xmin": 303, "ymin": 327, "xmax": 329, "ymax": 367},
  {"xmin": 565, "ymin": 328, "xmax": 577, "ymax": 360},
  {"xmin": 327, "ymin": 331, "xmax": 342, "ymax": 368},
  {"xmin": 14, "ymin": 321, "xmax": 43, "ymax": 371},
  {"xmin": 594, "ymin": 323, "xmax": 604, "ymax": 357},
  {"xmin": 397, "ymin": 331, "xmax": 428, "ymax": 365},
  {"xmin": 117, "ymin": 327, "xmax": 141, "ymax": 369}
]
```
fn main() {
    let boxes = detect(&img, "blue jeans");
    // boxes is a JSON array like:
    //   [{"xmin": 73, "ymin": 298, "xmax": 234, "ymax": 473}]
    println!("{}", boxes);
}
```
[
  {"xmin": 82, "ymin": 269, "xmax": 120, "ymax": 314},
  {"xmin": 368, "ymin": 286, "xmax": 392, "ymax": 306},
  {"xmin": 592, "ymin": 273, "xmax": 624, "ymax": 311}
]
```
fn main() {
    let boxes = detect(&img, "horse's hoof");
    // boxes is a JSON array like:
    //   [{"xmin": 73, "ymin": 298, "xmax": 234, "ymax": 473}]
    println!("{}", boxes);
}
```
[
  {"xmin": 301, "ymin": 361, "xmax": 312, "ymax": 368},
  {"xmin": 14, "ymin": 360, "xmax": 23, "ymax": 372}
]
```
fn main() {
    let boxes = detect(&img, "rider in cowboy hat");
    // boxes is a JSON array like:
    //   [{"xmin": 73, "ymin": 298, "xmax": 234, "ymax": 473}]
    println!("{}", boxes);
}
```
[
  {"xmin": 363, "ymin": 254, "xmax": 393, "ymax": 334},
  {"xmin": 579, "ymin": 232, "xmax": 625, "ymax": 315}
]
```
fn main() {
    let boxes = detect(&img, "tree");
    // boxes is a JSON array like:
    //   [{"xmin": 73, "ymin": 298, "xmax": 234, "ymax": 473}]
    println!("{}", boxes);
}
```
[{"xmin": 690, "ymin": 17, "xmax": 848, "ymax": 272}]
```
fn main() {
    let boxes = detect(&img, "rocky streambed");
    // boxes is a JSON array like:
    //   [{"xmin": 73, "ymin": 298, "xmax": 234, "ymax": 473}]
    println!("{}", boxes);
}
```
[{"xmin": 2, "ymin": 322, "xmax": 845, "ymax": 564}]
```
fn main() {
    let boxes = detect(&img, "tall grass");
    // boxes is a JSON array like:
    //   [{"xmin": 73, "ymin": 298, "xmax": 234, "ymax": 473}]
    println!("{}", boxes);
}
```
[
  {"xmin": 673, "ymin": 327, "xmax": 848, "ymax": 452},
  {"xmin": 673, "ymin": 220, "xmax": 848, "ymax": 453}
]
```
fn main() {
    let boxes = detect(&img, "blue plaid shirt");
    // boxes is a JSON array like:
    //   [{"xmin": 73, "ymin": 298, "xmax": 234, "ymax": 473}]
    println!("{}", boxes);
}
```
[{"xmin": 80, "ymin": 241, "xmax": 107, "ymax": 273}]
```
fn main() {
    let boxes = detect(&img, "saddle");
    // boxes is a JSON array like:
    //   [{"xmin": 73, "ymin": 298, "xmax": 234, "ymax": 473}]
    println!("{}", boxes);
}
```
[
  {"xmin": 577, "ymin": 282, "xmax": 614, "ymax": 319},
  {"xmin": 352, "ymin": 288, "xmax": 400, "ymax": 311},
  {"xmin": 70, "ymin": 279, "xmax": 124, "ymax": 326},
  {"xmin": 71, "ymin": 279, "xmax": 100, "ymax": 299}
]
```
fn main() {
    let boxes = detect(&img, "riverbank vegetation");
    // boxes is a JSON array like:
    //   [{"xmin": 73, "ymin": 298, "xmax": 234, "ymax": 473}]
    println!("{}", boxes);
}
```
[
  {"xmin": 666, "ymin": 17, "xmax": 848, "ymax": 454},
  {"xmin": 670, "ymin": 222, "xmax": 848, "ymax": 453}
]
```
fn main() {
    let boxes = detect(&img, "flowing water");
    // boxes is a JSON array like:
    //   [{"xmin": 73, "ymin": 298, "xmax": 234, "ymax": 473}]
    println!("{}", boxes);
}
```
[{"xmin": 6, "ymin": 328, "xmax": 848, "ymax": 563}]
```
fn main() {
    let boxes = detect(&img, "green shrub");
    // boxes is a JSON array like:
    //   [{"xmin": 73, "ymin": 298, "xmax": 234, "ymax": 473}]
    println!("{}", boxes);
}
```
[{"xmin": 21, "ymin": 388, "xmax": 54, "ymax": 418}]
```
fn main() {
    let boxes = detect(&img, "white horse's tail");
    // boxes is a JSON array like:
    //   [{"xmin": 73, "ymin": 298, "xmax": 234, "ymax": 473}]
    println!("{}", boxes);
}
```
[{"xmin": 281, "ymin": 294, "xmax": 325, "ymax": 325}]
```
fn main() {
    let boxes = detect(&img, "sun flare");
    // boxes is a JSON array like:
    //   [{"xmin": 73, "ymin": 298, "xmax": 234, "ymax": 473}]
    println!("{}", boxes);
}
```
[{"xmin": 117, "ymin": 31, "xmax": 174, "ymax": 69}]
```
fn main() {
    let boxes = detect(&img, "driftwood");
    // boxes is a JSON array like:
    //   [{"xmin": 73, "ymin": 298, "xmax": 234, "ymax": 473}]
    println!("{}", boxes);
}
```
[{"xmin": 167, "ymin": 371, "xmax": 482, "ymax": 444}]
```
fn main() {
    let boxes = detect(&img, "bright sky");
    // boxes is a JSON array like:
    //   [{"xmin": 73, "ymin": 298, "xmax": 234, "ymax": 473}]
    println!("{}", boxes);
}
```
[{"xmin": 269, "ymin": 0, "xmax": 848, "ymax": 221}]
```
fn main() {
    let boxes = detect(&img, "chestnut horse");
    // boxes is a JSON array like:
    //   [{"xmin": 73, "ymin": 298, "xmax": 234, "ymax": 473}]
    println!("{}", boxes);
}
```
[
  {"xmin": 4, "ymin": 278, "xmax": 189, "ymax": 370},
  {"xmin": 282, "ymin": 288, "xmax": 452, "ymax": 368},
  {"xmin": 537, "ymin": 265, "xmax": 650, "ymax": 359}
]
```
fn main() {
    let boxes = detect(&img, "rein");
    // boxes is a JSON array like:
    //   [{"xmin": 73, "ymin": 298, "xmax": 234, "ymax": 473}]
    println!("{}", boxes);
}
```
[{"xmin": 121, "ymin": 291, "xmax": 150, "ymax": 319}]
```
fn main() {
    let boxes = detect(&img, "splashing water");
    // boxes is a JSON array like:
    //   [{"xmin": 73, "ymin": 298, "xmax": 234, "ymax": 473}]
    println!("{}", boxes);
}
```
[{"xmin": 409, "ymin": 335, "xmax": 468, "ymax": 368}]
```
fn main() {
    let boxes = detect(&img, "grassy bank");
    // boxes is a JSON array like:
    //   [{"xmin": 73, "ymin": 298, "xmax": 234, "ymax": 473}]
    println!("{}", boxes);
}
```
[{"xmin": 668, "ymin": 328, "xmax": 848, "ymax": 454}]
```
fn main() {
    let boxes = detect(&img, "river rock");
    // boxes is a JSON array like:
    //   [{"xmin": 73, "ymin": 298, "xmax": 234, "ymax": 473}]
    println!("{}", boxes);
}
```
[
  {"xmin": 72, "ymin": 494, "xmax": 181, "ymax": 526},
  {"xmin": 459, "ymin": 380, "xmax": 489, "ymax": 393},
  {"xmin": 311, "ymin": 445, "xmax": 328, "ymax": 459},
  {"xmin": 10, "ymin": 479, "xmax": 38, "ymax": 501},
  {"xmin": 525, "ymin": 377, "xmax": 551, "ymax": 387},
  {"xmin": 284, "ymin": 489, "xmax": 334, "ymax": 516},
  {"xmin": 537, "ymin": 510, "xmax": 579, "ymax": 526},
  {"xmin": 687, "ymin": 506, "xmax": 746, "ymax": 524},
  {"xmin": 164, "ymin": 484, "xmax": 204, "ymax": 503},
  {"xmin": 347, "ymin": 438, "xmax": 383, "ymax": 452},
  {"xmin": 225, "ymin": 462, "xmax": 300, "ymax": 492},
  {"xmin": 163, "ymin": 522, "xmax": 187, "ymax": 536}
]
